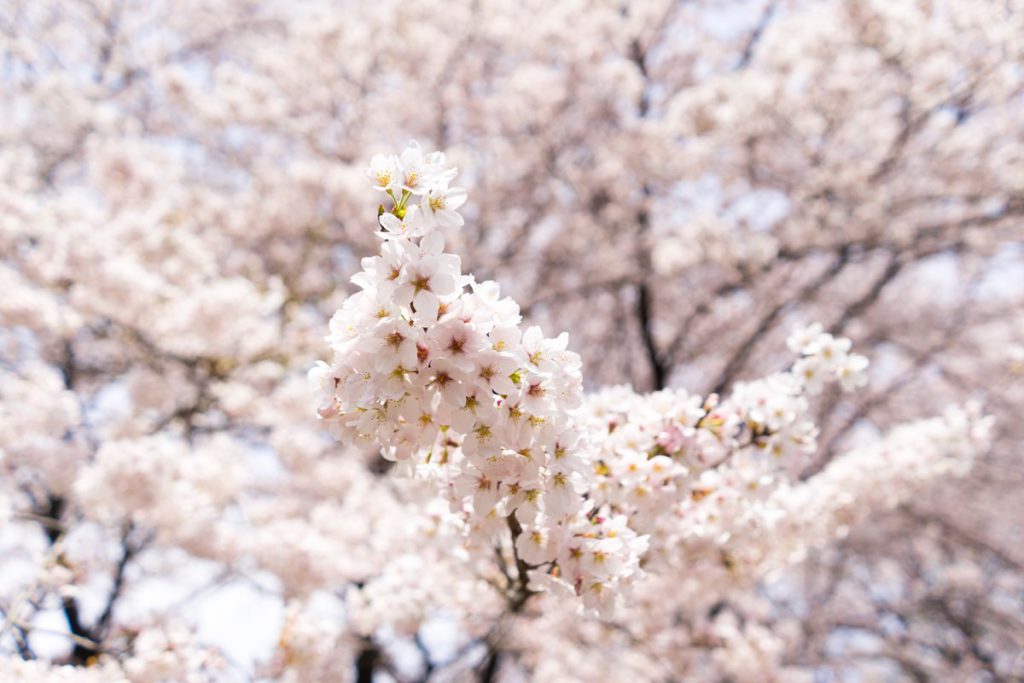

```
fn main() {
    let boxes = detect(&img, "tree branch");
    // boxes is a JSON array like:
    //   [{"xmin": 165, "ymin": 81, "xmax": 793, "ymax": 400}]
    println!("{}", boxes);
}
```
[{"xmin": 709, "ymin": 247, "xmax": 852, "ymax": 396}]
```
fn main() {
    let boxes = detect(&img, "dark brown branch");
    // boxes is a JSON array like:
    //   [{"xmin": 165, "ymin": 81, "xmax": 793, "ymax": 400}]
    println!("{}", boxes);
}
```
[
  {"xmin": 637, "ymin": 281, "xmax": 667, "ymax": 390},
  {"xmin": 93, "ymin": 0, "xmax": 125, "ymax": 85},
  {"xmin": 473, "ymin": 516, "xmax": 538, "ymax": 683},
  {"xmin": 735, "ymin": 1, "xmax": 776, "ymax": 69},
  {"xmin": 413, "ymin": 632, "xmax": 436, "ymax": 681},
  {"xmin": 11, "ymin": 620, "xmax": 34, "ymax": 660},
  {"xmin": 625, "ymin": 7, "xmax": 674, "ymax": 391},
  {"xmin": 36, "ymin": 498, "xmax": 94, "ymax": 662},
  {"xmin": 828, "ymin": 252, "xmax": 902, "ymax": 336},
  {"xmin": 479, "ymin": 648, "xmax": 501, "ymax": 683},
  {"xmin": 505, "ymin": 514, "xmax": 536, "ymax": 613},
  {"xmin": 355, "ymin": 638, "xmax": 380, "ymax": 683},
  {"xmin": 93, "ymin": 525, "xmax": 143, "ymax": 641}
]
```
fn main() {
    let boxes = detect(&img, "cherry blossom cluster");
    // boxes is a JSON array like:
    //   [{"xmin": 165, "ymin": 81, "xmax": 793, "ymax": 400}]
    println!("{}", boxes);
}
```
[
  {"xmin": 504, "ymin": 404, "xmax": 994, "ymax": 683},
  {"xmin": 74, "ymin": 435, "xmax": 245, "ymax": 557},
  {"xmin": 578, "ymin": 326, "xmax": 868, "ymax": 550},
  {"xmin": 747, "ymin": 403, "xmax": 994, "ymax": 572},
  {"xmin": 0, "ymin": 361, "xmax": 88, "ymax": 496},
  {"xmin": 312, "ymin": 143, "xmax": 647, "ymax": 610},
  {"xmin": 0, "ymin": 621, "xmax": 225, "ymax": 683},
  {"xmin": 260, "ymin": 600, "xmax": 356, "ymax": 683},
  {"xmin": 2, "ymin": 0, "xmax": 1020, "ymax": 678},
  {"xmin": 786, "ymin": 322, "xmax": 870, "ymax": 394}
]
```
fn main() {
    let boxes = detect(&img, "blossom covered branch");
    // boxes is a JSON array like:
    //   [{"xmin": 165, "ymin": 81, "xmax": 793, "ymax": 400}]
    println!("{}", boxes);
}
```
[
  {"xmin": 311, "ymin": 143, "xmax": 897, "ymax": 615},
  {"xmin": 312, "ymin": 143, "xmax": 648, "ymax": 610}
]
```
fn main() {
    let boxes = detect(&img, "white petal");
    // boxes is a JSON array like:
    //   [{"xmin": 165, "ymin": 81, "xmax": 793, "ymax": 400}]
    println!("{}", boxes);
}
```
[
  {"xmin": 438, "ymin": 210, "xmax": 464, "ymax": 229},
  {"xmin": 445, "ymin": 187, "xmax": 467, "ymax": 210},
  {"xmin": 413, "ymin": 290, "xmax": 440, "ymax": 324},
  {"xmin": 420, "ymin": 230, "xmax": 445, "ymax": 255}
]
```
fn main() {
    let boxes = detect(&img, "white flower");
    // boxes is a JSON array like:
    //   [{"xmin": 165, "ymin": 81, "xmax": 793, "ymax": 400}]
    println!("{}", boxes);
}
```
[
  {"xmin": 354, "ymin": 239, "xmax": 413, "ymax": 298},
  {"xmin": 474, "ymin": 347, "xmax": 519, "ymax": 395},
  {"xmin": 428, "ymin": 358, "xmax": 474, "ymax": 413},
  {"xmin": 372, "ymin": 318, "xmax": 420, "ymax": 371},
  {"xmin": 490, "ymin": 324, "xmax": 523, "ymax": 354},
  {"xmin": 368, "ymin": 153, "xmax": 399, "ymax": 192},
  {"xmin": 421, "ymin": 186, "xmax": 468, "ymax": 228},
  {"xmin": 397, "ymin": 141, "xmax": 455, "ymax": 195},
  {"xmin": 543, "ymin": 468, "xmax": 585, "ymax": 518},
  {"xmin": 509, "ymin": 483, "xmax": 544, "ymax": 523},
  {"xmin": 808, "ymin": 333, "xmax": 852, "ymax": 369},
  {"xmin": 442, "ymin": 387, "xmax": 492, "ymax": 432},
  {"xmin": 521, "ymin": 327, "xmax": 571, "ymax": 374},
  {"xmin": 837, "ymin": 353, "xmax": 869, "ymax": 391},
  {"xmin": 429, "ymin": 318, "xmax": 487, "ymax": 373},
  {"xmin": 393, "ymin": 232, "xmax": 463, "ymax": 325},
  {"xmin": 793, "ymin": 356, "xmax": 826, "ymax": 395},
  {"xmin": 461, "ymin": 418, "xmax": 502, "ymax": 458},
  {"xmin": 378, "ymin": 204, "xmax": 428, "ymax": 239},
  {"xmin": 517, "ymin": 524, "xmax": 557, "ymax": 565},
  {"xmin": 786, "ymin": 322, "xmax": 823, "ymax": 354},
  {"xmin": 453, "ymin": 464, "xmax": 503, "ymax": 514}
]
